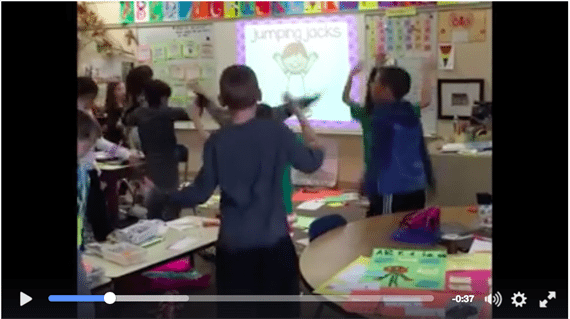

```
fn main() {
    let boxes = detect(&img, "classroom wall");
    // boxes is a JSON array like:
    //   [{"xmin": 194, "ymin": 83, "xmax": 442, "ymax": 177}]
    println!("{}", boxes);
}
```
[{"xmin": 83, "ymin": 2, "xmax": 492, "ymax": 193}]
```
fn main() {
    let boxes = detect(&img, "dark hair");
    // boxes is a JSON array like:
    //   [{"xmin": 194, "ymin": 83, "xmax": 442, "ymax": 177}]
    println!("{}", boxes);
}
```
[
  {"xmin": 363, "ymin": 67, "xmax": 380, "ymax": 115},
  {"xmin": 143, "ymin": 79, "xmax": 172, "ymax": 107},
  {"xmin": 78, "ymin": 77, "xmax": 98, "ymax": 98},
  {"xmin": 78, "ymin": 109, "xmax": 101, "ymax": 141},
  {"xmin": 377, "ymin": 67, "xmax": 411, "ymax": 100},
  {"xmin": 219, "ymin": 65, "xmax": 261, "ymax": 110},
  {"xmin": 255, "ymin": 103, "xmax": 273, "ymax": 119},
  {"xmin": 125, "ymin": 65, "xmax": 154, "ymax": 107}
]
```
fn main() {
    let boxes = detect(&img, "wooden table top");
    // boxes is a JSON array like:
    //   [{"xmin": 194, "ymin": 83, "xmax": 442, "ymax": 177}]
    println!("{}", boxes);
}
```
[{"xmin": 299, "ymin": 206, "xmax": 480, "ymax": 291}]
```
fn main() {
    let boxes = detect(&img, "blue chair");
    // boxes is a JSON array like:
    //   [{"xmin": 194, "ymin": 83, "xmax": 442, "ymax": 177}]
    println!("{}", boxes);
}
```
[
  {"xmin": 309, "ymin": 214, "xmax": 347, "ymax": 242},
  {"xmin": 308, "ymin": 215, "xmax": 355, "ymax": 318}
]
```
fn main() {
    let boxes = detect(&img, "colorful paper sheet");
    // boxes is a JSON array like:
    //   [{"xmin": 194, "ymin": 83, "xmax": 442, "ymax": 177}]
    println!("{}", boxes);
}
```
[
  {"xmin": 438, "ymin": 43, "xmax": 454, "ymax": 70},
  {"xmin": 446, "ymin": 269, "xmax": 491, "ymax": 293},
  {"xmin": 225, "ymin": 1, "xmax": 241, "ymax": 18},
  {"xmin": 178, "ymin": 1, "xmax": 193, "ymax": 20},
  {"xmin": 292, "ymin": 215, "xmax": 316, "ymax": 229},
  {"xmin": 162, "ymin": 1, "xmax": 179, "ymax": 21},
  {"xmin": 314, "ymin": 256, "xmax": 379, "ymax": 295},
  {"xmin": 361, "ymin": 248, "xmax": 448, "ymax": 290},
  {"xmin": 439, "ymin": 9, "xmax": 487, "ymax": 42},
  {"xmin": 292, "ymin": 189, "xmax": 343, "ymax": 202},
  {"xmin": 149, "ymin": 1, "xmax": 163, "ymax": 22},
  {"xmin": 446, "ymin": 252, "xmax": 491, "ymax": 271},
  {"xmin": 135, "ymin": 1, "xmax": 150, "ymax": 23},
  {"xmin": 120, "ymin": 1, "xmax": 135, "ymax": 24}
]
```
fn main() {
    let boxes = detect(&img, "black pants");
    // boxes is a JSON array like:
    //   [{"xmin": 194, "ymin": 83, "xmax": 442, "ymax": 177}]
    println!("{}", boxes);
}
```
[
  {"xmin": 367, "ymin": 189, "xmax": 426, "ymax": 217},
  {"xmin": 216, "ymin": 237, "xmax": 300, "ymax": 318}
]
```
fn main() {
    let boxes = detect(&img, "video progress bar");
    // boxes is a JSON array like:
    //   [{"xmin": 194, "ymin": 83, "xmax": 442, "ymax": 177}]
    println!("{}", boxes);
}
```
[{"xmin": 49, "ymin": 293, "xmax": 434, "ymax": 304}]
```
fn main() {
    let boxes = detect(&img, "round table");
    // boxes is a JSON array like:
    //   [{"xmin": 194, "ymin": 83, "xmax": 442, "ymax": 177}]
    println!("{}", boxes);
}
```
[{"xmin": 300, "ymin": 206, "xmax": 479, "ymax": 293}]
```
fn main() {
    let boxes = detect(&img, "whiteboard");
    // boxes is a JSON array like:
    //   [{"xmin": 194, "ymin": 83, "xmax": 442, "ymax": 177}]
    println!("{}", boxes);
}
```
[
  {"xmin": 137, "ymin": 24, "xmax": 219, "ymax": 127},
  {"xmin": 365, "ymin": 12, "xmax": 438, "ymax": 136}
]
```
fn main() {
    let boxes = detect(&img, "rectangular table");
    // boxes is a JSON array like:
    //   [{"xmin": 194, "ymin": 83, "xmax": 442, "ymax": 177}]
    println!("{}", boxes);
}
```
[{"xmin": 83, "ymin": 216, "xmax": 218, "ymax": 283}]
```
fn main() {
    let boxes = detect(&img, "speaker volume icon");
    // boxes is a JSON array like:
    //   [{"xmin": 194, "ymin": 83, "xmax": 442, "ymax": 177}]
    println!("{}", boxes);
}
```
[{"xmin": 485, "ymin": 292, "xmax": 502, "ymax": 307}]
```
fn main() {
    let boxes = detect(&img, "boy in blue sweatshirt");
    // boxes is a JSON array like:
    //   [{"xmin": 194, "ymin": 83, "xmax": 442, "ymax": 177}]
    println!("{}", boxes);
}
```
[
  {"xmin": 144, "ymin": 65, "xmax": 324, "ymax": 318},
  {"xmin": 365, "ymin": 66, "xmax": 434, "ymax": 216}
]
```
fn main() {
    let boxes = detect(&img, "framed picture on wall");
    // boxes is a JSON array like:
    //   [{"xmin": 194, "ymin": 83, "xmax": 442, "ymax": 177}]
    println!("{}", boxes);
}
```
[{"xmin": 437, "ymin": 79, "xmax": 484, "ymax": 120}]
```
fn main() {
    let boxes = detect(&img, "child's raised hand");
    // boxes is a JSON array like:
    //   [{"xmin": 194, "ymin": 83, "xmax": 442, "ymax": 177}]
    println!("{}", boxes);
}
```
[{"xmin": 349, "ymin": 61, "xmax": 364, "ymax": 77}]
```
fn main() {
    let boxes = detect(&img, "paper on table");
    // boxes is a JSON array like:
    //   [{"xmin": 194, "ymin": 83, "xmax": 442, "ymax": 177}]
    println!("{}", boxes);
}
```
[
  {"xmin": 292, "ymin": 215, "xmax": 317, "ymax": 229},
  {"xmin": 296, "ymin": 238, "xmax": 310, "ymax": 246},
  {"xmin": 314, "ymin": 256, "xmax": 375, "ymax": 295},
  {"xmin": 292, "ymin": 189, "xmax": 343, "ymax": 202},
  {"xmin": 296, "ymin": 200, "xmax": 325, "ymax": 211},
  {"xmin": 323, "ymin": 193, "xmax": 360, "ymax": 203},
  {"xmin": 168, "ymin": 237, "xmax": 198, "ymax": 251},
  {"xmin": 469, "ymin": 239, "xmax": 492, "ymax": 253},
  {"xmin": 447, "ymin": 252, "xmax": 491, "ymax": 270}
]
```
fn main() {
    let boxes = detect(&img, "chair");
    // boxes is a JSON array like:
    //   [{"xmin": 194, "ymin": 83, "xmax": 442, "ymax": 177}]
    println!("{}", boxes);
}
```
[
  {"xmin": 309, "ymin": 214, "xmax": 347, "ymax": 242},
  {"xmin": 175, "ymin": 144, "xmax": 189, "ymax": 184},
  {"xmin": 308, "ymin": 214, "xmax": 348, "ymax": 318}
]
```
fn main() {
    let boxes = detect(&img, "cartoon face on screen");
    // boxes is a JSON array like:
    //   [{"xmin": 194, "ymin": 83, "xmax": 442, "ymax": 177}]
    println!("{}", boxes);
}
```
[{"xmin": 273, "ymin": 42, "xmax": 318, "ymax": 97}]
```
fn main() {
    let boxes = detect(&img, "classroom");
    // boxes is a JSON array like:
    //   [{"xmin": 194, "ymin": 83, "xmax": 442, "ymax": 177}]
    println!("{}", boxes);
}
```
[{"xmin": 77, "ymin": 1, "xmax": 493, "ymax": 318}]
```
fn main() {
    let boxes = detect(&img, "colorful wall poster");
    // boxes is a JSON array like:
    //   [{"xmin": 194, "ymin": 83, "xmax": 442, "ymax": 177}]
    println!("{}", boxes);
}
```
[
  {"xmin": 224, "ymin": 2, "xmax": 241, "ymax": 18},
  {"xmin": 162, "ymin": 1, "xmax": 179, "ymax": 21},
  {"xmin": 360, "ymin": 248, "xmax": 448, "ymax": 290},
  {"xmin": 135, "ymin": 1, "xmax": 150, "ymax": 23},
  {"xmin": 304, "ymin": 1, "xmax": 322, "ymax": 14},
  {"xmin": 255, "ymin": 1, "xmax": 272, "ymax": 16},
  {"xmin": 120, "ymin": 1, "xmax": 135, "ymax": 24},
  {"xmin": 149, "ymin": 1, "xmax": 163, "ymax": 22},
  {"xmin": 359, "ymin": 1, "xmax": 379, "ymax": 10},
  {"xmin": 178, "ymin": 1, "xmax": 193, "ymax": 20},
  {"xmin": 271, "ymin": 1, "xmax": 288, "ymax": 15},
  {"xmin": 438, "ymin": 43, "xmax": 454, "ymax": 70},
  {"xmin": 210, "ymin": 2, "xmax": 225, "ymax": 18},
  {"xmin": 137, "ymin": 44, "xmax": 152, "ymax": 62},
  {"xmin": 181, "ymin": 39, "xmax": 200, "ymax": 58},
  {"xmin": 287, "ymin": 1, "xmax": 305, "ymax": 14},
  {"xmin": 192, "ymin": 2, "xmax": 211, "ymax": 19},
  {"xmin": 438, "ymin": 9, "xmax": 487, "ymax": 42},
  {"xmin": 166, "ymin": 42, "xmax": 182, "ymax": 60},
  {"xmin": 322, "ymin": 1, "xmax": 339, "ymax": 13},
  {"xmin": 152, "ymin": 44, "xmax": 167, "ymax": 62},
  {"xmin": 239, "ymin": 1, "xmax": 256, "ymax": 17}
]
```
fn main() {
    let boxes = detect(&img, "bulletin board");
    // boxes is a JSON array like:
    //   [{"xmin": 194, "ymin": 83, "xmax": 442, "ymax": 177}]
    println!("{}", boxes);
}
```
[
  {"xmin": 137, "ymin": 24, "xmax": 218, "ymax": 126},
  {"xmin": 365, "ymin": 12, "xmax": 438, "ymax": 136}
]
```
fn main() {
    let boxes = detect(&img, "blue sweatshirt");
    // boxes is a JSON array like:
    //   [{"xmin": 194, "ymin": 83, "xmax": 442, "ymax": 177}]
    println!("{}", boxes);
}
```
[
  {"xmin": 168, "ymin": 119, "xmax": 324, "ymax": 251},
  {"xmin": 365, "ymin": 100, "xmax": 434, "ymax": 196}
]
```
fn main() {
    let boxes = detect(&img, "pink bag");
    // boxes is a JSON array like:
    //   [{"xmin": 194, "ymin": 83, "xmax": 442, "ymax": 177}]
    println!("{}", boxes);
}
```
[{"xmin": 399, "ymin": 206, "xmax": 441, "ymax": 232}]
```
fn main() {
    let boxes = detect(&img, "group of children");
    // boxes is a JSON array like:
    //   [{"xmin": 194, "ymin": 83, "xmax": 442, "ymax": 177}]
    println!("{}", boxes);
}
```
[{"xmin": 76, "ymin": 51, "xmax": 436, "ymax": 317}]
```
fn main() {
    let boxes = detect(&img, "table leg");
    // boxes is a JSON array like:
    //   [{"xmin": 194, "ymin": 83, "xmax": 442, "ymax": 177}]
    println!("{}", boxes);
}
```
[{"xmin": 101, "ymin": 174, "xmax": 120, "ymax": 229}]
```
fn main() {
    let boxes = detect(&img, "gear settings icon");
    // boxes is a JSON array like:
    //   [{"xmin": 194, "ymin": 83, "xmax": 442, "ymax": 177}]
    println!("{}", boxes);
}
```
[{"xmin": 511, "ymin": 292, "xmax": 527, "ymax": 307}]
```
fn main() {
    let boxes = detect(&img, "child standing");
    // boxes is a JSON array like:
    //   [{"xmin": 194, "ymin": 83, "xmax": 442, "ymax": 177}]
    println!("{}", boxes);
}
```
[
  {"xmin": 77, "ymin": 110, "xmax": 104, "ymax": 318},
  {"xmin": 342, "ymin": 54, "xmax": 434, "ymax": 215},
  {"xmin": 146, "ymin": 65, "xmax": 324, "ymax": 318},
  {"xmin": 364, "ymin": 66, "xmax": 435, "ymax": 215},
  {"xmin": 187, "ymin": 80, "xmax": 320, "ymax": 230},
  {"xmin": 125, "ymin": 79, "xmax": 206, "ymax": 221}
]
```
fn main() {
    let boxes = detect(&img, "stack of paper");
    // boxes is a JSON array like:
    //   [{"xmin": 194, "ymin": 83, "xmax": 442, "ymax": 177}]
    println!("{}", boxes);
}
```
[
  {"xmin": 296, "ymin": 200, "xmax": 325, "ymax": 211},
  {"xmin": 168, "ymin": 237, "xmax": 198, "ymax": 251},
  {"xmin": 166, "ymin": 217, "xmax": 200, "ymax": 232}
]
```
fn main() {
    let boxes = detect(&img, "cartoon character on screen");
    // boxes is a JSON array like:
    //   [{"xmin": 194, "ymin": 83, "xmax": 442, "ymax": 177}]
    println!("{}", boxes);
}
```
[
  {"xmin": 375, "ymin": 266, "xmax": 413, "ymax": 287},
  {"xmin": 273, "ymin": 42, "xmax": 318, "ymax": 98}
]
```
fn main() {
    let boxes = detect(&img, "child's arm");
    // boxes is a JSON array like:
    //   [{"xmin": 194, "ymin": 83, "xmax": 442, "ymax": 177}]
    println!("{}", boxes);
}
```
[
  {"xmin": 342, "ymin": 61, "xmax": 364, "ymax": 107},
  {"xmin": 291, "ymin": 99, "xmax": 320, "ymax": 149},
  {"xmin": 95, "ymin": 137, "xmax": 139, "ymax": 162},
  {"xmin": 187, "ymin": 80, "xmax": 231, "ymax": 127},
  {"xmin": 419, "ymin": 56, "xmax": 436, "ymax": 109},
  {"xmin": 187, "ymin": 104, "xmax": 210, "ymax": 141}
]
